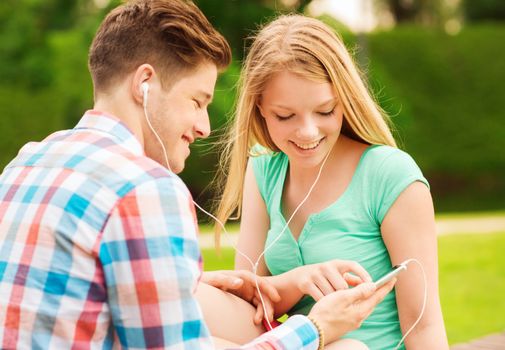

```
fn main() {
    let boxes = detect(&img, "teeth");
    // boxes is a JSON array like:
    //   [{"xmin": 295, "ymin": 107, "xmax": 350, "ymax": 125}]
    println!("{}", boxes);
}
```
[{"xmin": 294, "ymin": 139, "xmax": 321, "ymax": 150}]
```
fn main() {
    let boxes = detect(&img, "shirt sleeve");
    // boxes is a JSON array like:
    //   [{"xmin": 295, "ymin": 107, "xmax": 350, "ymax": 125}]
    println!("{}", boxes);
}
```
[
  {"xmin": 99, "ymin": 174, "xmax": 320, "ymax": 350},
  {"xmin": 231, "ymin": 315, "xmax": 319, "ymax": 350},
  {"xmin": 373, "ymin": 149, "xmax": 430, "ymax": 224},
  {"xmin": 99, "ymin": 175, "xmax": 214, "ymax": 349}
]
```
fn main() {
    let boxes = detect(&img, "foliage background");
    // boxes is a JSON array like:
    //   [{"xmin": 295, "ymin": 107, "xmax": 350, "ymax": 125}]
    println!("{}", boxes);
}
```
[{"xmin": 0, "ymin": 0, "xmax": 504, "ymax": 214}]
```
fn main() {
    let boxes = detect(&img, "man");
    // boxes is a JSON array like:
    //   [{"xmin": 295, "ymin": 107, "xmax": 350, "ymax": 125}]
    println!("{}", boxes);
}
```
[{"xmin": 0, "ymin": 0, "xmax": 394, "ymax": 348}]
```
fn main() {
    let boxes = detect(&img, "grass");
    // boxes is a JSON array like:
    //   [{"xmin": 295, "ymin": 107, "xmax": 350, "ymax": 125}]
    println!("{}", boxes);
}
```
[
  {"xmin": 201, "ymin": 231, "xmax": 505, "ymax": 345},
  {"xmin": 438, "ymin": 231, "xmax": 505, "ymax": 344},
  {"xmin": 202, "ymin": 247, "xmax": 235, "ymax": 270},
  {"xmin": 435, "ymin": 210, "xmax": 505, "ymax": 220}
]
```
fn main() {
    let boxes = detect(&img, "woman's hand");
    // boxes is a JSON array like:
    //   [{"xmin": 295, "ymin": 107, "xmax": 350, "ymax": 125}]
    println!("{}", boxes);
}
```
[{"xmin": 291, "ymin": 259, "xmax": 372, "ymax": 301}]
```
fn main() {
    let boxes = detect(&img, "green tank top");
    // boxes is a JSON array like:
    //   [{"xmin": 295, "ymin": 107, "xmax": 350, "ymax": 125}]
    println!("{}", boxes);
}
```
[{"xmin": 251, "ymin": 144, "xmax": 429, "ymax": 350}]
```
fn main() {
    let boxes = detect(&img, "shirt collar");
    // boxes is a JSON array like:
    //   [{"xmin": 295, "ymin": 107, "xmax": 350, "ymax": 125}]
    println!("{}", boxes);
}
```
[{"xmin": 75, "ymin": 110, "xmax": 145, "ymax": 156}]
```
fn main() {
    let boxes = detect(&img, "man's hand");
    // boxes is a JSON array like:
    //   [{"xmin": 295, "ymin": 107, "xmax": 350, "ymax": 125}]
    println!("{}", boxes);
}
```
[
  {"xmin": 308, "ymin": 278, "xmax": 396, "ymax": 345},
  {"xmin": 201, "ymin": 270, "xmax": 281, "ymax": 324}
]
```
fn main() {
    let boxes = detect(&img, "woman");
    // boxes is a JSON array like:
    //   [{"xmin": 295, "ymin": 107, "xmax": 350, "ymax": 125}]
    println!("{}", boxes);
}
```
[{"xmin": 207, "ymin": 14, "xmax": 448, "ymax": 349}]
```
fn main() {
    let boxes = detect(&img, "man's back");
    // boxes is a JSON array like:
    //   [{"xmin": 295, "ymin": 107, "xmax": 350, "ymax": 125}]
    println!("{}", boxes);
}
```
[{"xmin": 0, "ymin": 110, "xmax": 206, "ymax": 349}]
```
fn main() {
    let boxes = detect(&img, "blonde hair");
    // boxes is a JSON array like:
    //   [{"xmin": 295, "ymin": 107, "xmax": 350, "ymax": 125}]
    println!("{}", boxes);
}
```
[{"xmin": 213, "ymin": 14, "xmax": 396, "ymax": 245}]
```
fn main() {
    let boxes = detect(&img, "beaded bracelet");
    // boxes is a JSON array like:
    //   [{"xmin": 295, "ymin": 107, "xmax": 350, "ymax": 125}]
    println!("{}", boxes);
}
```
[{"xmin": 307, "ymin": 316, "xmax": 325, "ymax": 350}]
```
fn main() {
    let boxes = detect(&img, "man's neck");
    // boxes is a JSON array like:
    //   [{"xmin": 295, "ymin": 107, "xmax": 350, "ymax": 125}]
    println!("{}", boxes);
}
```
[{"xmin": 93, "ymin": 90, "xmax": 145, "ymax": 147}]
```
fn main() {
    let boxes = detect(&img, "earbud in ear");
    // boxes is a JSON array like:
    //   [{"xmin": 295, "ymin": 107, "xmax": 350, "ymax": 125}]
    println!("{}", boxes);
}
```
[{"xmin": 141, "ymin": 82, "xmax": 149, "ymax": 108}]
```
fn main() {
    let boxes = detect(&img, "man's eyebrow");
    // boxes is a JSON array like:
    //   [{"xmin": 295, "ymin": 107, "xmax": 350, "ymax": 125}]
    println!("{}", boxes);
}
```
[{"xmin": 197, "ymin": 90, "xmax": 213, "ymax": 103}]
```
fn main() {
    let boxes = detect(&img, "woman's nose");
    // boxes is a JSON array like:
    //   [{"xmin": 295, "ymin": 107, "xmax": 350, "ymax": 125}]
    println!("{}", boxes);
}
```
[{"xmin": 295, "ymin": 116, "xmax": 319, "ymax": 141}]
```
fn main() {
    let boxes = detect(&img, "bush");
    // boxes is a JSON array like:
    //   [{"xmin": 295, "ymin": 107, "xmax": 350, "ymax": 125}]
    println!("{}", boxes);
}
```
[
  {"xmin": 1, "ymin": 23, "xmax": 504, "ymax": 213},
  {"xmin": 366, "ymin": 25, "xmax": 505, "ymax": 211}
]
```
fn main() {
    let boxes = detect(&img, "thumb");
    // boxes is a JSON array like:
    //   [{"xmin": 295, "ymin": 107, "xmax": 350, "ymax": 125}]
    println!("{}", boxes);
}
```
[
  {"xmin": 343, "ymin": 272, "xmax": 364, "ymax": 287},
  {"xmin": 223, "ymin": 277, "xmax": 243, "ymax": 290},
  {"xmin": 344, "ymin": 282, "xmax": 376, "ymax": 302},
  {"xmin": 208, "ymin": 273, "xmax": 243, "ymax": 290}
]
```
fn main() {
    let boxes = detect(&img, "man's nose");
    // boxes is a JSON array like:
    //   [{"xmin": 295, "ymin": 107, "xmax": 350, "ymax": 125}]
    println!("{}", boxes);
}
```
[{"xmin": 194, "ymin": 109, "xmax": 211, "ymax": 139}]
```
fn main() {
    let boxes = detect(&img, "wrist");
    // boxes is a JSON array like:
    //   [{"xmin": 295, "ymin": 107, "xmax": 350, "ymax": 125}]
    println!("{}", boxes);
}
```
[
  {"xmin": 306, "ymin": 315, "xmax": 325, "ymax": 350},
  {"xmin": 287, "ymin": 266, "xmax": 303, "ymax": 289}
]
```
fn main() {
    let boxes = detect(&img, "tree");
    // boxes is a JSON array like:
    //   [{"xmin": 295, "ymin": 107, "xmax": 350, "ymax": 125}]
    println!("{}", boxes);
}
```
[{"xmin": 462, "ymin": 0, "xmax": 505, "ymax": 22}]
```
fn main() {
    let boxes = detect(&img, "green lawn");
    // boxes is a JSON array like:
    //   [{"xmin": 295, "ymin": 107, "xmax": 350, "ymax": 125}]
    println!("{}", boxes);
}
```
[
  {"xmin": 438, "ymin": 232, "xmax": 505, "ymax": 344},
  {"xmin": 201, "ymin": 231, "xmax": 505, "ymax": 345},
  {"xmin": 436, "ymin": 210, "xmax": 505, "ymax": 220}
]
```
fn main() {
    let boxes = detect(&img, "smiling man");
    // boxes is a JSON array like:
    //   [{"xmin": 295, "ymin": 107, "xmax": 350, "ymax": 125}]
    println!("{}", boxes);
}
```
[{"xmin": 0, "ymin": 1, "xmax": 394, "ymax": 349}]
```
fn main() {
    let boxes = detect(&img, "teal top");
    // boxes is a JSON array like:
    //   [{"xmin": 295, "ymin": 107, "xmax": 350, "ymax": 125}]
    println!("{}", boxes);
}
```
[{"xmin": 251, "ymin": 144, "xmax": 429, "ymax": 350}]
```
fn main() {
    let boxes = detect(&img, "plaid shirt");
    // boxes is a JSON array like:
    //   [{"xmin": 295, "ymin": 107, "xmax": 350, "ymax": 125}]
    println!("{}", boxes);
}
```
[{"xmin": 0, "ymin": 110, "xmax": 319, "ymax": 349}]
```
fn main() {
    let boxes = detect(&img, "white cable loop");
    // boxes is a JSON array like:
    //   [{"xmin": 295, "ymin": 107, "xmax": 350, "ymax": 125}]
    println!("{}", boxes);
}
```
[{"xmin": 394, "ymin": 258, "xmax": 427, "ymax": 349}]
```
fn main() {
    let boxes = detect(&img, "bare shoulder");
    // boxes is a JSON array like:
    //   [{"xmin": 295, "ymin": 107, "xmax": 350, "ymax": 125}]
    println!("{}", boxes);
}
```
[{"xmin": 339, "ymin": 135, "xmax": 370, "ymax": 163}]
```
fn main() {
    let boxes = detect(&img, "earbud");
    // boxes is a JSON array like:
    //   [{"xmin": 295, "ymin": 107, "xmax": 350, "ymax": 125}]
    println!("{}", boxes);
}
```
[{"xmin": 141, "ymin": 82, "xmax": 149, "ymax": 108}]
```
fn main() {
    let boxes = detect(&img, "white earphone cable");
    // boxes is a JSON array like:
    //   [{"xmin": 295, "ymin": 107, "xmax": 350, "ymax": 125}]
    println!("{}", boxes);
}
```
[
  {"xmin": 143, "ymin": 94, "xmax": 426, "ymax": 340},
  {"xmin": 143, "ymin": 96, "xmax": 331, "ymax": 329},
  {"xmin": 394, "ymin": 258, "xmax": 427, "ymax": 349}
]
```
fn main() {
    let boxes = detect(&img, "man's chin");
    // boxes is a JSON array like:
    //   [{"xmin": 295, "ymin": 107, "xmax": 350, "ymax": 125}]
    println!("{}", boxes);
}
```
[{"xmin": 168, "ymin": 160, "xmax": 184, "ymax": 174}]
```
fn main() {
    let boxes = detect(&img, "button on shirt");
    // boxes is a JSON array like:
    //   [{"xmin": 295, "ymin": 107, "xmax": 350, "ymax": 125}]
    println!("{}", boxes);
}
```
[{"xmin": 0, "ymin": 110, "xmax": 319, "ymax": 349}]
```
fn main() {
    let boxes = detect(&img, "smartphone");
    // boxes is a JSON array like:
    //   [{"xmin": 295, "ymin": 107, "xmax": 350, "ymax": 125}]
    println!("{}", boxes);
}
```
[{"xmin": 374, "ymin": 264, "xmax": 407, "ymax": 288}]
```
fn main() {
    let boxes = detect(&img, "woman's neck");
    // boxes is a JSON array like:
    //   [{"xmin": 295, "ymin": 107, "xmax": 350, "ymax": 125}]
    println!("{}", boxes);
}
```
[{"xmin": 287, "ymin": 135, "xmax": 350, "ymax": 189}]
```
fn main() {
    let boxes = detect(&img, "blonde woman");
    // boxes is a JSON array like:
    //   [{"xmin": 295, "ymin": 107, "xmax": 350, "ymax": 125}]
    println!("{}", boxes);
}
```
[{"xmin": 208, "ymin": 14, "xmax": 449, "ymax": 350}]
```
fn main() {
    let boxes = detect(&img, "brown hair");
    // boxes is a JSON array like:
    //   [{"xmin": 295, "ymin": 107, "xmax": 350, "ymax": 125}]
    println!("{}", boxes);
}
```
[{"xmin": 88, "ymin": 0, "xmax": 231, "ymax": 92}]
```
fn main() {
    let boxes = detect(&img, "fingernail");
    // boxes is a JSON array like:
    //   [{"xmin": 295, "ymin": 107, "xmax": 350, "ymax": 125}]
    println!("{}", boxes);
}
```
[{"xmin": 233, "ymin": 278, "xmax": 242, "ymax": 285}]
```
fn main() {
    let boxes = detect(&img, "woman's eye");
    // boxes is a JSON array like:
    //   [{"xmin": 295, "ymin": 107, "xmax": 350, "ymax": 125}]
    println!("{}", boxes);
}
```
[
  {"xmin": 318, "ymin": 108, "xmax": 335, "ymax": 116},
  {"xmin": 193, "ymin": 100, "xmax": 202, "ymax": 109},
  {"xmin": 275, "ymin": 113, "xmax": 294, "ymax": 121}
]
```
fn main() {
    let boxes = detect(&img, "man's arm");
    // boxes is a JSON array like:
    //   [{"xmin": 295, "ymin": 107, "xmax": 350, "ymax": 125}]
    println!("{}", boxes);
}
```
[
  {"xmin": 98, "ymin": 175, "xmax": 320, "ymax": 349},
  {"xmin": 99, "ymin": 176, "xmax": 214, "ymax": 349}
]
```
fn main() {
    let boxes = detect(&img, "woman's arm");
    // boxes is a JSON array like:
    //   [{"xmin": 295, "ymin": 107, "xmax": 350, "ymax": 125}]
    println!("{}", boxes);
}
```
[
  {"xmin": 235, "ymin": 160, "xmax": 270, "ymax": 274},
  {"xmin": 236, "ymin": 161, "xmax": 306, "ymax": 315},
  {"xmin": 237, "ymin": 161, "xmax": 372, "ymax": 318},
  {"xmin": 381, "ymin": 181, "xmax": 449, "ymax": 349}
]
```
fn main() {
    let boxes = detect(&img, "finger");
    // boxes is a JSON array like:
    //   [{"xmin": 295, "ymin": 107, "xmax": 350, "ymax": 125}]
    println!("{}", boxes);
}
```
[
  {"xmin": 306, "ymin": 283, "xmax": 325, "ymax": 301},
  {"xmin": 359, "ymin": 279, "xmax": 396, "ymax": 313},
  {"xmin": 249, "ymin": 276, "xmax": 281, "ymax": 303},
  {"xmin": 326, "ymin": 271, "xmax": 350, "ymax": 291},
  {"xmin": 335, "ymin": 260, "xmax": 372, "ymax": 283},
  {"xmin": 264, "ymin": 298, "xmax": 275, "ymax": 322},
  {"xmin": 253, "ymin": 291, "xmax": 275, "ymax": 322},
  {"xmin": 341, "ymin": 282, "xmax": 377, "ymax": 303},
  {"xmin": 314, "ymin": 274, "xmax": 342, "ymax": 296},
  {"xmin": 343, "ymin": 272, "xmax": 364, "ymax": 286},
  {"xmin": 254, "ymin": 303, "xmax": 263, "ymax": 325},
  {"xmin": 205, "ymin": 272, "xmax": 244, "ymax": 290}
]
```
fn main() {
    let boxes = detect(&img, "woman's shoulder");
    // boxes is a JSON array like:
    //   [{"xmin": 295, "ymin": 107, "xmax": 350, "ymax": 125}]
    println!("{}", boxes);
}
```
[
  {"xmin": 363, "ymin": 145, "xmax": 429, "ymax": 223},
  {"xmin": 363, "ymin": 144, "xmax": 420, "ymax": 171}
]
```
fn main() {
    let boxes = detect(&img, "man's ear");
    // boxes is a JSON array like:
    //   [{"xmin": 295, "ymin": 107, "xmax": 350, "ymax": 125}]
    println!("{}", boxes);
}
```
[{"xmin": 132, "ymin": 64, "xmax": 155, "ymax": 106}]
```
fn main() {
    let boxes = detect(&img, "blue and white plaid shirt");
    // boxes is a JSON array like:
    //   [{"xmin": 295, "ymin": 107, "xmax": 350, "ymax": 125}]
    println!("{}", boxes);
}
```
[{"xmin": 0, "ymin": 110, "xmax": 319, "ymax": 349}]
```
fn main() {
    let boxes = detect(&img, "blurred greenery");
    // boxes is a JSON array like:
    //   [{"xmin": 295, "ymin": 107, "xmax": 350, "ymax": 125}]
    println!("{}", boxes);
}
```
[
  {"xmin": 463, "ymin": 0, "xmax": 505, "ymax": 22},
  {"xmin": 201, "ymin": 231, "xmax": 505, "ymax": 345},
  {"xmin": 439, "ymin": 231, "xmax": 505, "ymax": 344},
  {"xmin": 366, "ymin": 25, "xmax": 505, "ymax": 211},
  {"xmin": 0, "ymin": 0, "xmax": 504, "ymax": 214}
]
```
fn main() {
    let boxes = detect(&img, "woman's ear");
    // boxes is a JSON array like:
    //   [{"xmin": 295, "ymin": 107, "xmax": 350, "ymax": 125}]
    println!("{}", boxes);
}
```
[{"xmin": 256, "ymin": 98, "xmax": 266, "ymax": 119}]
